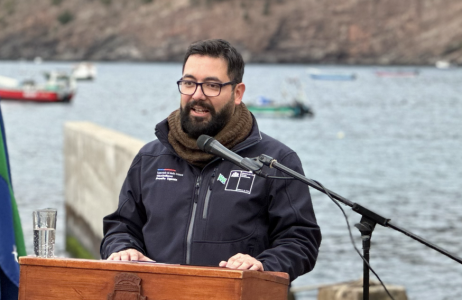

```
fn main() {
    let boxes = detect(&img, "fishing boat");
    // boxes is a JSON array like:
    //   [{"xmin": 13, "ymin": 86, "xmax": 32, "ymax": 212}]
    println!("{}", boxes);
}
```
[
  {"xmin": 246, "ymin": 98, "xmax": 313, "ymax": 118},
  {"xmin": 374, "ymin": 70, "xmax": 419, "ymax": 78},
  {"xmin": 435, "ymin": 60, "xmax": 456, "ymax": 69},
  {"xmin": 0, "ymin": 71, "xmax": 76, "ymax": 103},
  {"xmin": 307, "ymin": 68, "xmax": 356, "ymax": 81},
  {"xmin": 246, "ymin": 77, "xmax": 314, "ymax": 118},
  {"xmin": 72, "ymin": 62, "xmax": 97, "ymax": 80}
]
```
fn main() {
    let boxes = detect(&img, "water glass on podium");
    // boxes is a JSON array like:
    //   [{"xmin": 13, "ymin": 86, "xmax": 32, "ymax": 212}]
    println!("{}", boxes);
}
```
[{"xmin": 33, "ymin": 208, "xmax": 57, "ymax": 258}]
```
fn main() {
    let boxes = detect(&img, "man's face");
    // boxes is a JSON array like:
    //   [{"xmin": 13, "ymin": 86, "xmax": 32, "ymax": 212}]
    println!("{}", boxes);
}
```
[{"xmin": 180, "ymin": 55, "xmax": 244, "ymax": 139}]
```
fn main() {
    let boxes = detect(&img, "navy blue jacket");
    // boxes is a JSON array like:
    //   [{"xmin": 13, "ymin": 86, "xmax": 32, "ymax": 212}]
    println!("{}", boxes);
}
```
[{"xmin": 101, "ymin": 116, "xmax": 321, "ymax": 281}]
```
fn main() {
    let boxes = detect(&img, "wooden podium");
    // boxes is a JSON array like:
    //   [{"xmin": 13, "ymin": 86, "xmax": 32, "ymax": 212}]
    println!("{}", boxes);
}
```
[{"xmin": 19, "ymin": 257, "xmax": 289, "ymax": 300}]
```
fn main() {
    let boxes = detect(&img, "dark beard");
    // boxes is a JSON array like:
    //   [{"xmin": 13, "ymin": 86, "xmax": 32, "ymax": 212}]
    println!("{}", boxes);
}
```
[{"xmin": 180, "ymin": 99, "xmax": 235, "ymax": 139}]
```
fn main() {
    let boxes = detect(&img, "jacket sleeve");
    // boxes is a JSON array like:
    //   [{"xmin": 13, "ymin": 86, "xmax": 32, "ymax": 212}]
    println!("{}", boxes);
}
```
[
  {"xmin": 255, "ymin": 151, "xmax": 322, "ymax": 281},
  {"xmin": 100, "ymin": 154, "xmax": 148, "ymax": 259}
]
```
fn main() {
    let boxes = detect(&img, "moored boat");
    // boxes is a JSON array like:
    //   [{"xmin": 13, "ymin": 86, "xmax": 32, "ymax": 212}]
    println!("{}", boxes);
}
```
[
  {"xmin": 0, "ymin": 72, "xmax": 76, "ymax": 103},
  {"xmin": 246, "ymin": 77, "xmax": 314, "ymax": 118},
  {"xmin": 247, "ymin": 99, "xmax": 313, "ymax": 118},
  {"xmin": 435, "ymin": 60, "xmax": 456, "ymax": 69},
  {"xmin": 374, "ymin": 70, "xmax": 419, "ymax": 77},
  {"xmin": 72, "ymin": 62, "xmax": 97, "ymax": 81},
  {"xmin": 307, "ymin": 68, "xmax": 356, "ymax": 81}
]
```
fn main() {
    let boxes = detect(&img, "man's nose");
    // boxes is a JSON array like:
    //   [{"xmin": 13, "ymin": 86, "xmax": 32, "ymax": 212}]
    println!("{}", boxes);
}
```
[{"xmin": 192, "ymin": 84, "xmax": 206, "ymax": 100}]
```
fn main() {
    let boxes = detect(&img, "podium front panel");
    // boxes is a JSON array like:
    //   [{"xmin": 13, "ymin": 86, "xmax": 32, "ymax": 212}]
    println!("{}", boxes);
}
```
[{"xmin": 19, "ymin": 257, "xmax": 289, "ymax": 300}]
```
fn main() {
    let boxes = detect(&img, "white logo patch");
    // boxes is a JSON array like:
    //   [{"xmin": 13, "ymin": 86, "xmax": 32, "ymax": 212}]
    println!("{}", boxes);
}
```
[
  {"xmin": 156, "ymin": 169, "xmax": 183, "ymax": 182},
  {"xmin": 224, "ymin": 170, "xmax": 255, "ymax": 194}
]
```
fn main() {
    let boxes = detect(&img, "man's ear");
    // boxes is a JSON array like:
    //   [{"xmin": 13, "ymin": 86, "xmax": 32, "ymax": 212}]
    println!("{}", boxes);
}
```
[{"xmin": 233, "ymin": 83, "xmax": 246, "ymax": 105}]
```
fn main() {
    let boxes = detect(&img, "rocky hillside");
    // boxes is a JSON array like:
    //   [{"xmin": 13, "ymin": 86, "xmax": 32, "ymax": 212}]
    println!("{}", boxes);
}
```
[{"xmin": 1, "ymin": 0, "xmax": 462, "ymax": 64}]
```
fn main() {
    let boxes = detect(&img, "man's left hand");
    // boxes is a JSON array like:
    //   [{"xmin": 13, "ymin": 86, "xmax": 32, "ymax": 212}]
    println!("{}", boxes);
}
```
[{"xmin": 219, "ymin": 253, "xmax": 264, "ymax": 271}]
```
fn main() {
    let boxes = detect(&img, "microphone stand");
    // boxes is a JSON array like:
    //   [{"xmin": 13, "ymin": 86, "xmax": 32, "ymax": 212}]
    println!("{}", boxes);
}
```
[{"xmin": 256, "ymin": 154, "xmax": 462, "ymax": 300}]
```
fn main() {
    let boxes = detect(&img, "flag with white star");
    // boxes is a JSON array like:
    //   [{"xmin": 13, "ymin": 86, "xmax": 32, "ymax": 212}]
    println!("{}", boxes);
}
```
[{"xmin": 0, "ymin": 100, "xmax": 26, "ymax": 299}]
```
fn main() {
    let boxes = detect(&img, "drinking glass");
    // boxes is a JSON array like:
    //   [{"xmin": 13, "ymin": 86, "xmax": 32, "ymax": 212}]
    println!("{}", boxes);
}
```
[{"xmin": 33, "ymin": 208, "xmax": 57, "ymax": 258}]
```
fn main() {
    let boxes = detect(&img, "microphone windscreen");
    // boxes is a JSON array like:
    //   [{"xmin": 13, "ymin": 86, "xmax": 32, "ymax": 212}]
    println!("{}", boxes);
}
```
[{"xmin": 197, "ymin": 135, "xmax": 213, "ymax": 151}]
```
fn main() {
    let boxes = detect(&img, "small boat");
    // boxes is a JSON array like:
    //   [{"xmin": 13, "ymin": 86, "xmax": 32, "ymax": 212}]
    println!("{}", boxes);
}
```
[
  {"xmin": 435, "ymin": 60, "xmax": 456, "ymax": 69},
  {"xmin": 0, "ymin": 71, "xmax": 76, "ymax": 103},
  {"xmin": 246, "ymin": 77, "xmax": 314, "ymax": 118},
  {"xmin": 72, "ymin": 62, "xmax": 97, "ymax": 80},
  {"xmin": 247, "ymin": 98, "xmax": 313, "ymax": 118},
  {"xmin": 307, "ymin": 68, "xmax": 356, "ymax": 81},
  {"xmin": 374, "ymin": 70, "xmax": 419, "ymax": 78}
]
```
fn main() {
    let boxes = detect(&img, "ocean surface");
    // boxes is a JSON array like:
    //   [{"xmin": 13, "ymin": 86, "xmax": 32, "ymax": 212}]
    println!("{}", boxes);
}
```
[{"xmin": 1, "ymin": 61, "xmax": 461, "ymax": 300}]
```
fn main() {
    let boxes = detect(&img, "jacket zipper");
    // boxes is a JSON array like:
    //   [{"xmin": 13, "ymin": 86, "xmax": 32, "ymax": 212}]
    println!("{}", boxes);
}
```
[
  {"xmin": 202, "ymin": 168, "xmax": 217, "ymax": 219},
  {"xmin": 186, "ymin": 175, "xmax": 201, "ymax": 265},
  {"xmin": 185, "ymin": 135, "xmax": 261, "ymax": 264}
]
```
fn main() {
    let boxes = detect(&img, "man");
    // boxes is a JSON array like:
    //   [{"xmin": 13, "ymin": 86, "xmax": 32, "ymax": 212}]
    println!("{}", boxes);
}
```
[{"xmin": 100, "ymin": 39, "xmax": 321, "ymax": 281}]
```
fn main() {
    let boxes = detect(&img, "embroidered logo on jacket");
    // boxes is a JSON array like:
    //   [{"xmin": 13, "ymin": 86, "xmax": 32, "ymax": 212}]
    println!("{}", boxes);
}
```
[
  {"xmin": 225, "ymin": 170, "xmax": 255, "ymax": 194},
  {"xmin": 156, "ymin": 169, "xmax": 184, "ymax": 182}
]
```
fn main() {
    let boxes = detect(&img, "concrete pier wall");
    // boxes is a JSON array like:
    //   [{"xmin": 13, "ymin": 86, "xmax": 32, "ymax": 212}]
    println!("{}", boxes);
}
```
[{"xmin": 64, "ymin": 122, "xmax": 144, "ymax": 258}]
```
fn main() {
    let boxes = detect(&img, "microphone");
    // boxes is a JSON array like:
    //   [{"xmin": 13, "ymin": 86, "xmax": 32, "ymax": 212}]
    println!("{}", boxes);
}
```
[{"xmin": 197, "ymin": 135, "xmax": 263, "ymax": 173}]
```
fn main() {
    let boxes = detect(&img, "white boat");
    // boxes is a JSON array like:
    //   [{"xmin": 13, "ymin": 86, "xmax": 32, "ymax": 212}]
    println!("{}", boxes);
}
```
[
  {"xmin": 72, "ymin": 62, "xmax": 97, "ymax": 80},
  {"xmin": 435, "ymin": 60, "xmax": 454, "ymax": 69}
]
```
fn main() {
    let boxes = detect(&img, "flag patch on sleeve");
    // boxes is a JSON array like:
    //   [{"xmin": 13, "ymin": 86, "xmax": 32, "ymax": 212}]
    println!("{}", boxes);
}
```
[{"xmin": 217, "ymin": 173, "xmax": 227, "ymax": 185}]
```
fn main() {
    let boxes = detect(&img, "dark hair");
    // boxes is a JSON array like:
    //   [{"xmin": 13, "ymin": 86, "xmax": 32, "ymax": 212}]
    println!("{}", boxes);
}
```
[{"xmin": 182, "ymin": 39, "xmax": 245, "ymax": 84}]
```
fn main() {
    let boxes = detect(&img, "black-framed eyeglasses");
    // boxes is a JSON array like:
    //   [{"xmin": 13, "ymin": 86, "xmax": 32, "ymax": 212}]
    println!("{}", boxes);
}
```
[{"xmin": 177, "ymin": 80, "xmax": 234, "ymax": 97}]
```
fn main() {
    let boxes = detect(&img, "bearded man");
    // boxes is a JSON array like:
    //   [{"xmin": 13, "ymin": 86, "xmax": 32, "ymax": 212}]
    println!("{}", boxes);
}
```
[{"xmin": 100, "ymin": 39, "xmax": 321, "ymax": 282}]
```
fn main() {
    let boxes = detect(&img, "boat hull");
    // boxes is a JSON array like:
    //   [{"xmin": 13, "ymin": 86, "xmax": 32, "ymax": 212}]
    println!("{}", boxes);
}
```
[
  {"xmin": 374, "ymin": 71, "xmax": 419, "ymax": 78},
  {"xmin": 0, "ymin": 88, "xmax": 73, "ymax": 102},
  {"xmin": 247, "ymin": 103, "xmax": 314, "ymax": 118},
  {"xmin": 309, "ymin": 74, "xmax": 356, "ymax": 81}
]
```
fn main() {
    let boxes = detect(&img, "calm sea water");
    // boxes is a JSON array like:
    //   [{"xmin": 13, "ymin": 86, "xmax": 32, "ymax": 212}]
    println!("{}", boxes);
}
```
[{"xmin": 1, "ymin": 61, "xmax": 461, "ymax": 300}]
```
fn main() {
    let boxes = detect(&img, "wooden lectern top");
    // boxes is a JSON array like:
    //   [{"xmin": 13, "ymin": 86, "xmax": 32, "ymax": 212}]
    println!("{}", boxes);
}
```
[{"xmin": 19, "ymin": 257, "xmax": 289, "ymax": 300}]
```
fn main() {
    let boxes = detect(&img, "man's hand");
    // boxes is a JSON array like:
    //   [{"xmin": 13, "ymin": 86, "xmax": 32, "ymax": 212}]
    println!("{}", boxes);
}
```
[
  {"xmin": 219, "ymin": 253, "xmax": 264, "ymax": 271},
  {"xmin": 107, "ymin": 249, "xmax": 154, "ymax": 262}
]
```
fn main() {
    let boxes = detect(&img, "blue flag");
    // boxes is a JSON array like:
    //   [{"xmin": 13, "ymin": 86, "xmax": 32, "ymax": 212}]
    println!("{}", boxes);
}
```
[
  {"xmin": 0, "ymin": 179, "xmax": 19, "ymax": 299},
  {"xmin": 0, "ymin": 100, "xmax": 25, "ymax": 300}
]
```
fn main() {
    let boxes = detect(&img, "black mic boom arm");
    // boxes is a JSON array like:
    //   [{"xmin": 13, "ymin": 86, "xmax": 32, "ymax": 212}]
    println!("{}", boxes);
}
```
[{"xmin": 257, "ymin": 154, "xmax": 462, "ymax": 264}]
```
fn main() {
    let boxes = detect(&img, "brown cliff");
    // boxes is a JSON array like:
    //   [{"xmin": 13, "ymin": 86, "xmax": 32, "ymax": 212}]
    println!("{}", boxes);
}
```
[{"xmin": 1, "ymin": 0, "xmax": 461, "ymax": 64}]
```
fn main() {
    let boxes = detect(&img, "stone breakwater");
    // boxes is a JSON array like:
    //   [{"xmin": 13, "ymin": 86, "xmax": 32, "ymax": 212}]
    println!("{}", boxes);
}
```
[{"xmin": 1, "ymin": 0, "xmax": 462, "ymax": 64}]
